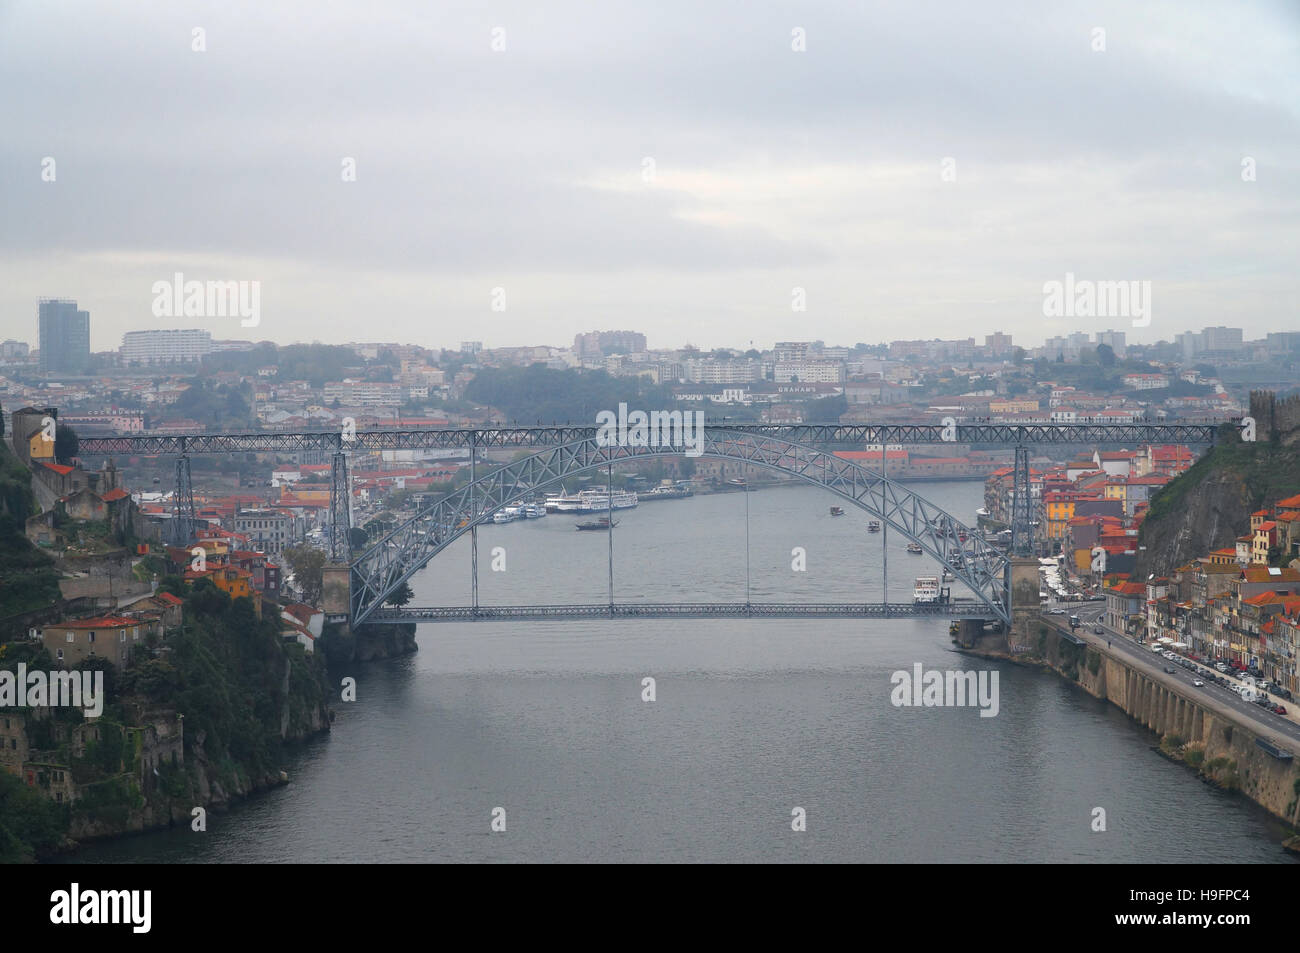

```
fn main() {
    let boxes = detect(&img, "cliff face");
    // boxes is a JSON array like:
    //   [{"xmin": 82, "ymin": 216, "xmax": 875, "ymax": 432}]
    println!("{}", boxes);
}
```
[
  {"xmin": 1135, "ymin": 438, "xmax": 1300, "ymax": 579},
  {"xmin": 319, "ymin": 621, "xmax": 418, "ymax": 667}
]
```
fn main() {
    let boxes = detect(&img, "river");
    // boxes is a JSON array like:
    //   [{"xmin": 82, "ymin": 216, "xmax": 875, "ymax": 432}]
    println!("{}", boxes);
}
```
[{"xmin": 68, "ymin": 481, "xmax": 1295, "ymax": 862}]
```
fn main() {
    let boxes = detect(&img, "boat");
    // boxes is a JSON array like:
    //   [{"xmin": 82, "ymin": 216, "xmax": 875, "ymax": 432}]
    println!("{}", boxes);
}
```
[
  {"xmin": 544, "ymin": 489, "xmax": 584, "ymax": 513},
  {"xmin": 641, "ymin": 483, "xmax": 693, "ymax": 501},
  {"xmin": 492, "ymin": 507, "xmax": 521, "ymax": 524},
  {"xmin": 576, "ymin": 517, "xmax": 618, "ymax": 531},
  {"xmin": 574, "ymin": 488, "xmax": 638, "ymax": 513},
  {"xmin": 906, "ymin": 542, "xmax": 923, "ymax": 554},
  {"xmin": 867, "ymin": 520, "xmax": 881, "ymax": 533},
  {"xmin": 941, "ymin": 569, "xmax": 954, "ymax": 583},
  {"xmin": 913, "ymin": 576, "xmax": 941, "ymax": 604},
  {"xmin": 523, "ymin": 502, "xmax": 547, "ymax": 518},
  {"xmin": 830, "ymin": 506, "xmax": 844, "ymax": 517}
]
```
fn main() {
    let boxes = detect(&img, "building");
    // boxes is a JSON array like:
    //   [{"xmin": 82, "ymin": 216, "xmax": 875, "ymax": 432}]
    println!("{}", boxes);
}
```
[
  {"xmin": 38, "ymin": 298, "xmax": 90, "ymax": 374},
  {"xmin": 232, "ymin": 508, "xmax": 293, "ymax": 557},
  {"xmin": 121, "ymin": 328, "xmax": 213, "ymax": 365},
  {"xmin": 39, "ymin": 616, "xmax": 146, "ymax": 670}
]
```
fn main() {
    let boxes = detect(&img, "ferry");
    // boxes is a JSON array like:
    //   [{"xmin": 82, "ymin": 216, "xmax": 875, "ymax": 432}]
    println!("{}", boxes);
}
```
[
  {"xmin": 867, "ymin": 520, "xmax": 881, "ymax": 533},
  {"xmin": 492, "ymin": 506, "xmax": 521, "ymax": 524},
  {"xmin": 544, "ymin": 489, "xmax": 583, "ymax": 512},
  {"xmin": 913, "ymin": 576, "xmax": 941, "ymax": 604},
  {"xmin": 906, "ymin": 542, "xmax": 924, "ymax": 554},
  {"xmin": 829, "ymin": 506, "xmax": 844, "ymax": 517},
  {"xmin": 523, "ymin": 502, "xmax": 547, "ymax": 518},
  {"xmin": 576, "ymin": 517, "xmax": 618, "ymax": 531},
  {"xmin": 574, "ymin": 488, "xmax": 638, "ymax": 513}
]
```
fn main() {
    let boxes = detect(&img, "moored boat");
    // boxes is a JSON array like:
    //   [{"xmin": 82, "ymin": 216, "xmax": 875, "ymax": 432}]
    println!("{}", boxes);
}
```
[
  {"xmin": 906, "ymin": 542, "xmax": 923, "ymax": 554},
  {"xmin": 830, "ymin": 506, "xmax": 844, "ymax": 516},
  {"xmin": 576, "ymin": 517, "xmax": 618, "ymax": 531},
  {"xmin": 867, "ymin": 520, "xmax": 881, "ymax": 533}
]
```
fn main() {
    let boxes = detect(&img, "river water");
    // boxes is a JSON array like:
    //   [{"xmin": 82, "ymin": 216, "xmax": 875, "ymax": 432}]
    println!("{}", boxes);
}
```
[{"xmin": 69, "ymin": 481, "xmax": 1295, "ymax": 863}]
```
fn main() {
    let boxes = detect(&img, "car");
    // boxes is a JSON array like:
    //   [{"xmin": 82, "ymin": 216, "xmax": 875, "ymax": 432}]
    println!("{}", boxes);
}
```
[
  {"xmin": 1093, "ymin": 626, "xmax": 1104, "ymax": 635},
  {"xmin": 1163, "ymin": 666, "xmax": 1176, "ymax": 674},
  {"xmin": 1047, "ymin": 608, "xmax": 1066, "ymax": 615},
  {"xmin": 1274, "ymin": 705, "xmax": 1287, "ymax": 715},
  {"xmin": 1193, "ymin": 679, "xmax": 1205, "ymax": 687}
]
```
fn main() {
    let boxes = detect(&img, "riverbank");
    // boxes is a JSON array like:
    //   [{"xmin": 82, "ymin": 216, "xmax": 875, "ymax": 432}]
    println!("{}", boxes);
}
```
[{"xmin": 957, "ymin": 622, "xmax": 1300, "ymax": 832}]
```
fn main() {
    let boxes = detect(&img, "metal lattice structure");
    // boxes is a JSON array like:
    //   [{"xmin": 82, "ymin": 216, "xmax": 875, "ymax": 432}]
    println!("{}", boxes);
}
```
[
  {"xmin": 76, "ymin": 421, "xmax": 1227, "ymax": 456},
  {"xmin": 170, "ymin": 455, "xmax": 195, "ymax": 545},
  {"xmin": 328, "ymin": 451, "xmax": 352, "ymax": 561},
  {"xmin": 367, "ymin": 602, "xmax": 992, "ymax": 622},
  {"xmin": 1010, "ymin": 445, "xmax": 1033, "ymax": 557},
  {"xmin": 350, "ymin": 430, "xmax": 1015, "ymax": 626}
]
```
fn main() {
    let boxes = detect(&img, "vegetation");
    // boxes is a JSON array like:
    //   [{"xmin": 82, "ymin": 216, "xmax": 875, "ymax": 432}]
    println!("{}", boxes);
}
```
[
  {"xmin": 53, "ymin": 424, "xmax": 79, "ymax": 465},
  {"xmin": 199, "ymin": 342, "xmax": 391, "ymax": 387},
  {"xmin": 284, "ymin": 546, "xmax": 326, "ymax": 604},
  {"xmin": 169, "ymin": 379, "xmax": 254, "ymax": 429},
  {"xmin": 464, "ymin": 365, "xmax": 681, "ymax": 424}
]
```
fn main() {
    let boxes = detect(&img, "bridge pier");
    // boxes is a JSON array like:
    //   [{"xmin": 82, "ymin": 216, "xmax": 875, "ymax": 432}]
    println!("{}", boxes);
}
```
[
  {"xmin": 1006, "ymin": 556, "xmax": 1044, "ymax": 654},
  {"xmin": 323, "ymin": 563, "xmax": 352, "ymax": 625}
]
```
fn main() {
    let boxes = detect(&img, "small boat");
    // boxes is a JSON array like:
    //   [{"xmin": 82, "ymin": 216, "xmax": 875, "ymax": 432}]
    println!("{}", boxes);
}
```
[
  {"xmin": 942, "ymin": 569, "xmax": 954, "ymax": 583},
  {"xmin": 906, "ymin": 542, "xmax": 923, "ymax": 554},
  {"xmin": 523, "ymin": 502, "xmax": 547, "ymax": 518},
  {"xmin": 576, "ymin": 517, "xmax": 618, "ymax": 531},
  {"xmin": 867, "ymin": 520, "xmax": 881, "ymax": 533},
  {"xmin": 829, "ymin": 506, "xmax": 844, "ymax": 517},
  {"xmin": 492, "ymin": 507, "xmax": 520, "ymax": 524}
]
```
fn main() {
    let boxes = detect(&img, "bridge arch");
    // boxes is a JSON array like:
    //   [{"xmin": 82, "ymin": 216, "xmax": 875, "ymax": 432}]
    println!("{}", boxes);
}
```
[{"xmin": 349, "ymin": 430, "xmax": 1011, "ymax": 625}]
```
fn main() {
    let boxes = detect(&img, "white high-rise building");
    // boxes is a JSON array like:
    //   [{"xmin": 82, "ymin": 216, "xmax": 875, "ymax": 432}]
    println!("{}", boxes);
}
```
[{"xmin": 121, "ymin": 329, "xmax": 213, "ymax": 365}]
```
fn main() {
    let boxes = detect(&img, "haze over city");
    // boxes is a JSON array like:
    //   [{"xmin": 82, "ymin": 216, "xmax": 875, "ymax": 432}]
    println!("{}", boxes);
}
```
[{"xmin": 3, "ymin": 0, "xmax": 1298, "ymax": 352}]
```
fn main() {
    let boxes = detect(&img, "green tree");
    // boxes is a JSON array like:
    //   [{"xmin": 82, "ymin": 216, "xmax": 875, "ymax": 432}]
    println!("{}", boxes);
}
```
[
  {"xmin": 54, "ymin": 424, "xmax": 78, "ymax": 465},
  {"xmin": 1096, "ymin": 343, "xmax": 1117, "ymax": 368},
  {"xmin": 284, "ymin": 546, "xmax": 326, "ymax": 605},
  {"xmin": 385, "ymin": 581, "xmax": 414, "ymax": 607}
]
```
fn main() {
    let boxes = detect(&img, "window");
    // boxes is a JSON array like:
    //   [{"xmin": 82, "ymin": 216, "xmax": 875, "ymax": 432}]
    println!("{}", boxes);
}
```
[
  {"xmin": 56, "ymin": 649, "xmax": 63, "ymax": 661},
  {"xmin": 65, "ymin": 632, "xmax": 74, "ymax": 643},
  {"xmin": 120, "ymin": 631, "xmax": 126, "ymax": 642},
  {"xmin": 88, "ymin": 632, "xmax": 95, "ymax": 643}
]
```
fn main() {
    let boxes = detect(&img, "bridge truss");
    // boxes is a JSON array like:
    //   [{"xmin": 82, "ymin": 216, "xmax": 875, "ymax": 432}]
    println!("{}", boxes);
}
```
[{"xmin": 350, "ymin": 430, "xmax": 1014, "ymax": 626}]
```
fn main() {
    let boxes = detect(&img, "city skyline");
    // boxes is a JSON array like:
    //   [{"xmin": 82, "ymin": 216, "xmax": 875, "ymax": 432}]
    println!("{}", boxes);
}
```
[{"xmin": 3, "ymin": 1, "xmax": 1298, "ymax": 352}]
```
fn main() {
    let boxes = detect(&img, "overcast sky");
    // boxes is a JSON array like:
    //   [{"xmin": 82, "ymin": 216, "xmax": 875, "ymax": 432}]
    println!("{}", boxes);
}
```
[{"xmin": 1, "ymin": 0, "xmax": 1297, "ymax": 354}]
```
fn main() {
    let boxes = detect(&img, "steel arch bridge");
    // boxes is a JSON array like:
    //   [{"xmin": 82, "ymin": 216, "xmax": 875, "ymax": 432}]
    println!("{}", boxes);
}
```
[{"xmin": 349, "ymin": 429, "xmax": 1013, "ymax": 626}]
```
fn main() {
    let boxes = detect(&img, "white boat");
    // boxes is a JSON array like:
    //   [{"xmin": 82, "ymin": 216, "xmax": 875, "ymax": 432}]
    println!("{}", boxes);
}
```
[
  {"xmin": 544, "ymin": 490, "xmax": 584, "ymax": 513},
  {"xmin": 913, "ymin": 576, "xmax": 941, "ymax": 604},
  {"xmin": 523, "ymin": 502, "xmax": 547, "ymax": 518},
  {"xmin": 492, "ymin": 506, "xmax": 521, "ymax": 523},
  {"xmin": 906, "ymin": 542, "xmax": 924, "ymax": 554},
  {"xmin": 574, "ymin": 488, "xmax": 638, "ymax": 513}
]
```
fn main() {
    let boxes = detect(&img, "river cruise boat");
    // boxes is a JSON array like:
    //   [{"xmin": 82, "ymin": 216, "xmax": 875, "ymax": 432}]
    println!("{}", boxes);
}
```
[{"xmin": 913, "ymin": 576, "xmax": 941, "ymax": 604}]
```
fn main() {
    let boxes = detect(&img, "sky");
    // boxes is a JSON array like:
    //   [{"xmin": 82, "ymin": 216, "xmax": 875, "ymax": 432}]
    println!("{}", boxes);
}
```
[{"xmin": 1, "ymin": 0, "xmax": 1297, "ymax": 354}]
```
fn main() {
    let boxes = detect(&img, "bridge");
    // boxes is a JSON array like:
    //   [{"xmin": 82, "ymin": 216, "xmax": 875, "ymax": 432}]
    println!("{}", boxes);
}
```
[{"xmin": 74, "ymin": 420, "xmax": 1231, "ymax": 629}]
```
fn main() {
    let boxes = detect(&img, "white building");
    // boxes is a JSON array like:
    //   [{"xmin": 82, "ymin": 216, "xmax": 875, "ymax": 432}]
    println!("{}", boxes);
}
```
[{"xmin": 121, "ymin": 329, "xmax": 213, "ymax": 365}]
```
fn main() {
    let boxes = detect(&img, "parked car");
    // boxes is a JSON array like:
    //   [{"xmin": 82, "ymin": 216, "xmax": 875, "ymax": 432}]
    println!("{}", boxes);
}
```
[{"xmin": 1273, "ymin": 705, "xmax": 1287, "ymax": 715}]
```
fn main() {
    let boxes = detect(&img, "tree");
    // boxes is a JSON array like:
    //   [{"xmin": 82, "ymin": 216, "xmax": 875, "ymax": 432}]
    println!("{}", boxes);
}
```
[
  {"xmin": 385, "ymin": 582, "xmax": 414, "ymax": 607},
  {"xmin": 348, "ymin": 527, "xmax": 369, "ymax": 551},
  {"xmin": 1012, "ymin": 347, "xmax": 1026, "ymax": 366},
  {"xmin": 1096, "ymin": 343, "xmax": 1117, "ymax": 368},
  {"xmin": 284, "ymin": 546, "xmax": 326, "ymax": 605},
  {"xmin": 54, "ymin": 424, "xmax": 78, "ymax": 465}
]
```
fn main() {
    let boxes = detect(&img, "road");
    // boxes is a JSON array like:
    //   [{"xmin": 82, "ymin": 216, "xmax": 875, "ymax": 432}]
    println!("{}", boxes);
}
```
[{"xmin": 1038, "ymin": 600, "xmax": 1300, "ymax": 751}]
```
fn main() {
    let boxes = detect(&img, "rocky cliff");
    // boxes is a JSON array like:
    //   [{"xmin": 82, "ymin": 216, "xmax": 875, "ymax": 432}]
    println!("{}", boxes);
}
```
[{"xmin": 1134, "ymin": 405, "xmax": 1300, "ymax": 578}]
